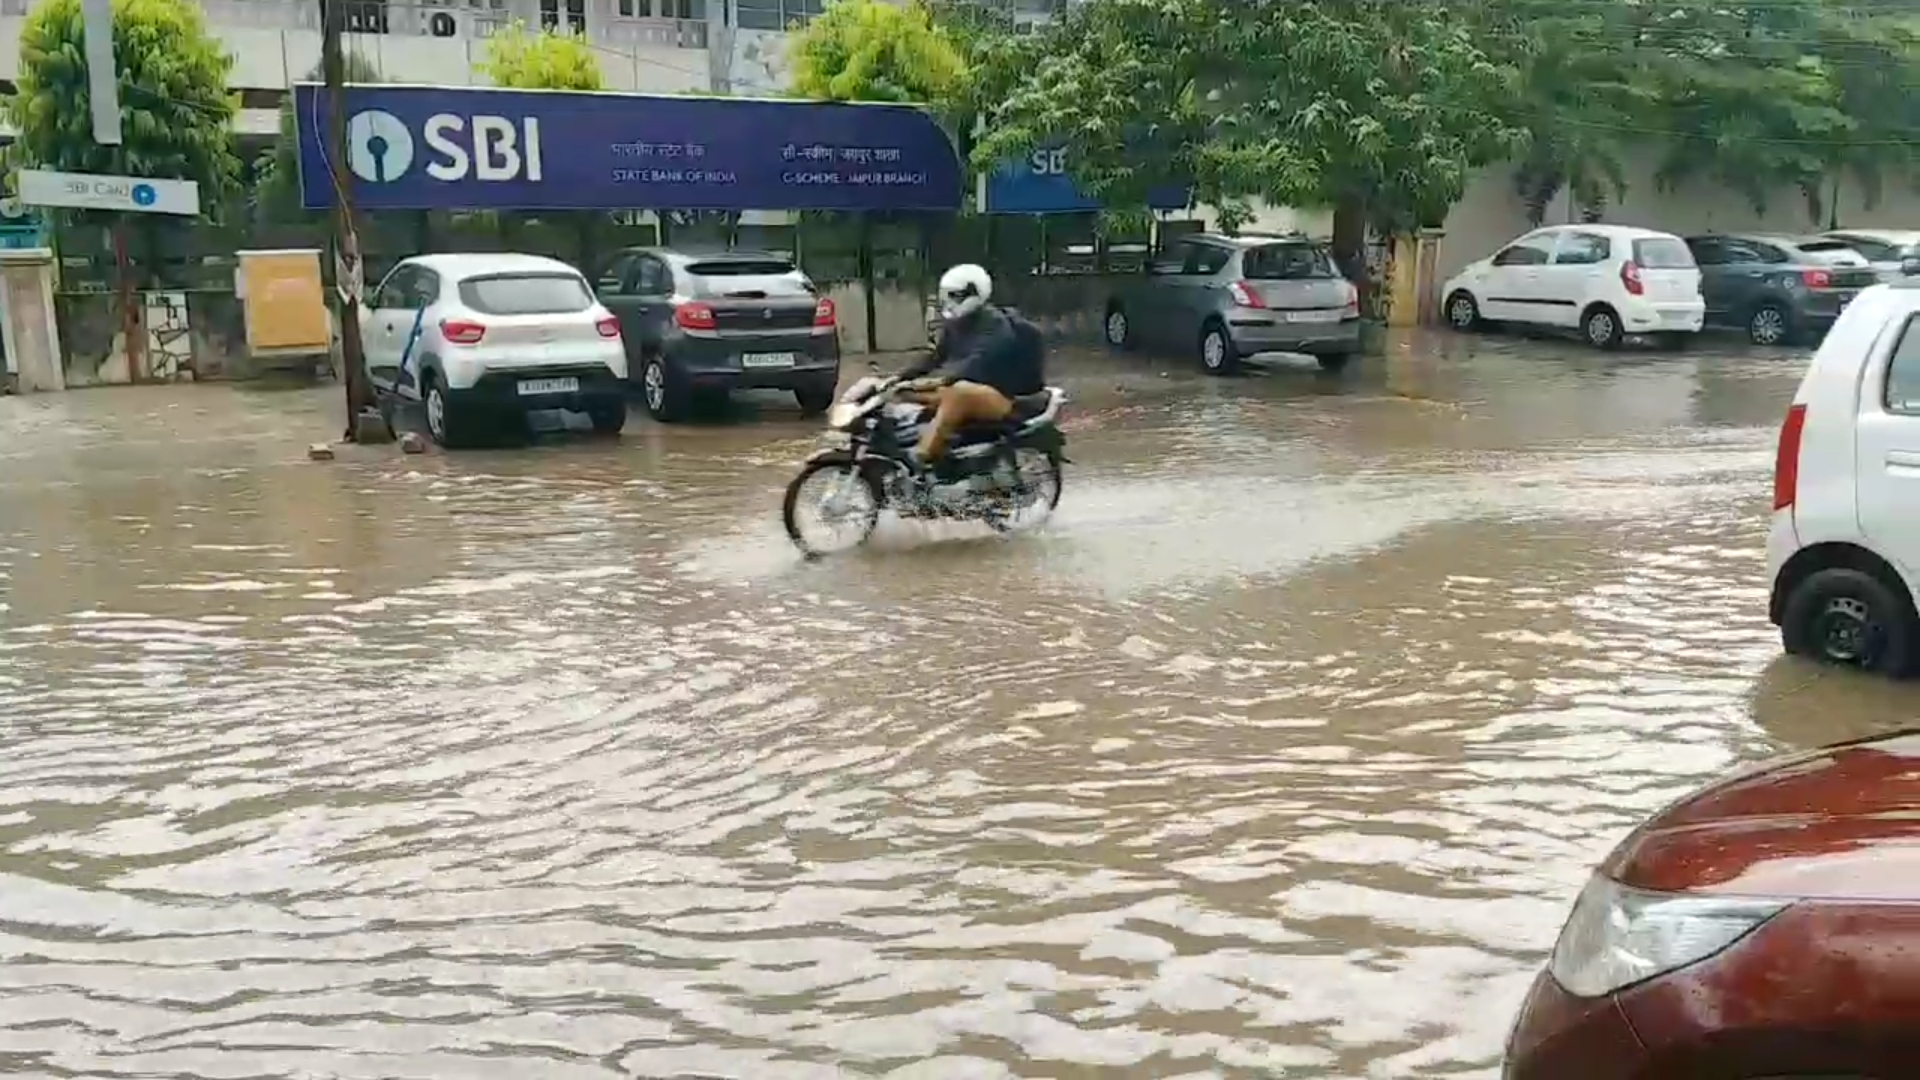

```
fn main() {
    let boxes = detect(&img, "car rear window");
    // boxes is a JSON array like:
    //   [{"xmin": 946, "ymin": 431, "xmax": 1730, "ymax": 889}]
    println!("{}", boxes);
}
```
[
  {"xmin": 1631, "ymin": 238, "xmax": 1695, "ymax": 269},
  {"xmin": 1241, "ymin": 243, "xmax": 1338, "ymax": 280},
  {"xmin": 1797, "ymin": 240, "xmax": 1856, "ymax": 254},
  {"xmin": 458, "ymin": 273, "xmax": 593, "ymax": 315},
  {"xmin": 686, "ymin": 259, "xmax": 816, "ymax": 298}
]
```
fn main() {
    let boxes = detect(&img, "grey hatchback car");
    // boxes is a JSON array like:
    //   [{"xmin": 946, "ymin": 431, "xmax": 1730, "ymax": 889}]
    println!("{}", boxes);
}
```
[
  {"xmin": 1103, "ymin": 233, "xmax": 1362, "ymax": 374},
  {"xmin": 1684, "ymin": 233, "xmax": 1880, "ymax": 346}
]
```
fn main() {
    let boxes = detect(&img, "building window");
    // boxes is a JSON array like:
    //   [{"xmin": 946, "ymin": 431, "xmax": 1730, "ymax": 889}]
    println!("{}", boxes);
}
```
[
  {"xmin": 539, "ymin": 0, "xmax": 585, "ymax": 31},
  {"xmin": 344, "ymin": 0, "xmax": 389, "ymax": 33},
  {"xmin": 736, "ymin": 0, "xmax": 814, "ymax": 30}
]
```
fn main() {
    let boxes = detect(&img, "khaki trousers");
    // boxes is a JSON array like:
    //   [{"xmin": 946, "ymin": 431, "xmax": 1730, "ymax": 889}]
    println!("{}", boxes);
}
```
[{"xmin": 904, "ymin": 381, "xmax": 1014, "ymax": 460}]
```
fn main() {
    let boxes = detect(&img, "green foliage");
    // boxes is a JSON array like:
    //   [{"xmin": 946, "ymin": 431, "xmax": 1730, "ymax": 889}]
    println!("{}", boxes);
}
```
[
  {"xmin": 972, "ymin": 0, "xmax": 1920, "ymax": 236},
  {"xmin": 974, "ymin": 0, "xmax": 1520, "ymax": 236},
  {"xmin": 254, "ymin": 52, "xmax": 382, "ymax": 225},
  {"xmin": 788, "ymin": 0, "xmax": 969, "ymax": 111},
  {"xmin": 477, "ymin": 20, "xmax": 606, "ymax": 91},
  {"xmin": 7, "ymin": 0, "xmax": 240, "ymax": 216}
]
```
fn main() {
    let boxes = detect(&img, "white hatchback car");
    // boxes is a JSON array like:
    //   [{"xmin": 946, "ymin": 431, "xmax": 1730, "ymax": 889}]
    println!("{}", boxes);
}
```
[
  {"xmin": 1768, "ymin": 277, "xmax": 1920, "ymax": 677},
  {"xmin": 363, "ymin": 253, "xmax": 629, "ymax": 447},
  {"xmin": 1442, "ymin": 224, "xmax": 1705, "ymax": 349}
]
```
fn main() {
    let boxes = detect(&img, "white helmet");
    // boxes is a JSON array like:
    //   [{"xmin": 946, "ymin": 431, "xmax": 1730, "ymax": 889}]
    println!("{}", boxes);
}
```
[{"xmin": 938, "ymin": 263, "xmax": 992, "ymax": 321}]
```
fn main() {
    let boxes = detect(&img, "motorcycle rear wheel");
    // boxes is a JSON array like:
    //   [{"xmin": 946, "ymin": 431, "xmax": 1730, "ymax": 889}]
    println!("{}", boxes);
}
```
[
  {"xmin": 783, "ymin": 460, "xmax": 884, "ymax": 557},
  {"xmin": 984, "ymin": 449, "xmax": 1064, "ymax": 533}
]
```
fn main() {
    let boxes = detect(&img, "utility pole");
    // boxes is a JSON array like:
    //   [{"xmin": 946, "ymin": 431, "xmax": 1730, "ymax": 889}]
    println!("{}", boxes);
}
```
[{"xmin": 320, "ymin": 0, "xmax": 381, "ymax": 442}]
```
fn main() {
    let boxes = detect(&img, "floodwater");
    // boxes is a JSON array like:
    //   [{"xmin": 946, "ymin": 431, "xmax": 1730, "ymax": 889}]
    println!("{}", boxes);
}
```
[{"xmin": 0, "ymin": 331, "xmax": 1906, "ymax": 1078}]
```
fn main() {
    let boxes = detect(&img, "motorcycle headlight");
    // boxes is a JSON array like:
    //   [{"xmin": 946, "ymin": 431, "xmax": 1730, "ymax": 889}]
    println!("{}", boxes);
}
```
[
  {"xmin": 1548, "ymin": 875, "xmax": 1788, "ymax": 998},
  {"xmin": 827, "ymin": 402, "xmax": 862, "ymax": 429}
]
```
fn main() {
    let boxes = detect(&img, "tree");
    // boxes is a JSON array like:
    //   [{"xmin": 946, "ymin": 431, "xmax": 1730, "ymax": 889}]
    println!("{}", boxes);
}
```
[
  {"xmin": 255, "ymin": 52, "xmax": 381, "ymax": 225},
  {"xmin": 787, "ymin": 0, "xmax": 972, "ymax": 351},
  {"xmin": 976, "ymin": 0, "xmax": 1522, "ymax": 298},
  {"xmin": 788, "ymin": 0, "xmax": 969, "ymax": 113},
  {"xmin": 7, "ymin": 0, "xmax": 241, "ymax": 379},
  {"xmin": 477, "ymin": 20, "xmax": 605, "ymax": 91}
]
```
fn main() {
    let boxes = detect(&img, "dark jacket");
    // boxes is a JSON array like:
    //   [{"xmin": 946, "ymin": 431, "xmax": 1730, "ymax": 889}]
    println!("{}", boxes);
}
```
[{"xmin": 904, "ymin": 306, "xmax": 1044, "ymax": 397}]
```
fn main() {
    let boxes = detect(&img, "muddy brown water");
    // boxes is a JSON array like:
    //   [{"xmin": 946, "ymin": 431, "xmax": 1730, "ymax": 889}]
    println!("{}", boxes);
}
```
[{"xmin": 0, "ymin": 332, "xmax": 1900, "ymax": 1078}]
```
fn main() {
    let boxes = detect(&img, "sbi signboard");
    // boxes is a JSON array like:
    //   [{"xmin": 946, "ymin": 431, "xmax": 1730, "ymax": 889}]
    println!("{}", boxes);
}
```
[
  {"xmin": 982, "ymin": 145, "xmax": 1189, "ymax": 215},
  {"xmin": 294, "ymin": 84, "xmax": 965, "ymax": 213}
]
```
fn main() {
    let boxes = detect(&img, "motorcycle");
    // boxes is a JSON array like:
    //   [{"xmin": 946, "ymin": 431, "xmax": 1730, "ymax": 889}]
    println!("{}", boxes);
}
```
[{"xmin": 781, "ymin": 373, "xmax": 1069, "ymax": 556}]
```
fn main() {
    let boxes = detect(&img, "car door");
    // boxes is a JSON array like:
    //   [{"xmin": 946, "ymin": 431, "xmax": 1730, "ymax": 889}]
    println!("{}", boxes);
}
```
[
  {"xmin": 392, "ymin": 267, "xmax": 439, "ymax": 399},
  {"xmin": 361, "ymin": 264, "xmax": 413, "ymax": 394},
  {"xmin": 1479, "ymin": 232, "xmax": 1555, "ymax": 324},
  {"xmin": 1540, "ymin": 230, "xmax": 1611, "ymax": 328},
  {"xmin": 1174, "ymin": 240, "xmax": 1233, "ymax": 342},
  {"xmin": 596, "ymin": 253, "xmax": 646, "ymax": 364},
  {"xmin": 1136, "ymin": 244, "xmax": 1191, "ymax": 349},
  {"xmin": 1687, "ymin": 238, "xmax": 1732, "ymax": 322},
  {"xmin": 628, "ymin": 255, "xmax": 677, "ymax": 357},
  {"xmin": 1855, "ymin": 312, "xmax": 1920, "ymax": 581}
]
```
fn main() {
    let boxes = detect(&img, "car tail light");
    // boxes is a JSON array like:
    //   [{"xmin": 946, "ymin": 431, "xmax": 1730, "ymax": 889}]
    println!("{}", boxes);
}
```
[
  {"xmin": 1802, "ymin": 267, "xmax": 1832, "ymax": 289},
  {"xmin": 814, "ymin": 297, "xmax": 837, "ymax": 327},
  {"xmin": 1620, "ymin": 260, "xmax": 1644, "ymax": 296},
  {"xmin": 1227, "ymin": 281, "xmax": 1265, "ymax": 308},
  {"xmin": 595, "ymin": 315, "xmax": 621, "ymax": 338},
  {"xmin": 440, "ymin": 318, "xmax": 486, "ymax": 345},
  {"xmin": 1341, "ymin": 281, "xmax": 1360, "ymax": 318},
  {"xmin": 674, "ymin": 302, "xmax": 717, "ymax": 331},
  {"xmin": 1774, "ymin": 403, "xmax": 1807, "ymax": 511}
]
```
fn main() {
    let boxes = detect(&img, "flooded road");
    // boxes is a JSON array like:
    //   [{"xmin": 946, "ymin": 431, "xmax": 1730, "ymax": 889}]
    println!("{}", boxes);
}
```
[{"xmin": 0, "ymin": 331, "xmax": 1899, "ymax": 1078}]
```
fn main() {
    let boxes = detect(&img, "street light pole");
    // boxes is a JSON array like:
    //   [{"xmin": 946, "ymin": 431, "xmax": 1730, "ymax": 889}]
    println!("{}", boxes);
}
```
[{"xmin": 320, "ymin": 0, "xmax": 379, "ymax": 442}]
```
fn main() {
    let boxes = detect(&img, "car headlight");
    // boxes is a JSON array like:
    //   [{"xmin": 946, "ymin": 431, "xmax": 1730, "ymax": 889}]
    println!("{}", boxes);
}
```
[{"xmin": 1548, "ymin": 875, "xmax": 1788, "ymax": 998}]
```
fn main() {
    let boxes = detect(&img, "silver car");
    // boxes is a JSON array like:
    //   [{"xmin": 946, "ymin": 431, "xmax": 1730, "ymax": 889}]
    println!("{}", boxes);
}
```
[
  {"xmin": 1821, "ymin": 229, "xmax": 1920, "ymax": 283},
  {"xmin": 1103, "ymin": 232, "xmax": 1363, "ymax": 374}
]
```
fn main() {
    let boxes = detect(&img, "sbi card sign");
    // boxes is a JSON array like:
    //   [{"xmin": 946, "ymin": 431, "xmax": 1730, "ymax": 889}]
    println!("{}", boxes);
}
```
[
  {"xmin": 982, "ymin": 145, "xmax": 1190, "ymax": 215},
  {"xmin": 293, "ymin": 84, "xmax": 963, "ymax": 213}
]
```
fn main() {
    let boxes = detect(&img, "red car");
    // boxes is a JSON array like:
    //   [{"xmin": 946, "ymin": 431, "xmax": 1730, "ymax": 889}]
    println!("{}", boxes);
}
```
[{"xmin": 1506, "ymin": 730, "xmax": 1920, "ymax": 1078}]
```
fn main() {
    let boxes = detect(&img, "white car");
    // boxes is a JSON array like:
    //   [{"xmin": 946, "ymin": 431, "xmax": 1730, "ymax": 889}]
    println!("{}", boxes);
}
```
[
  {"xmin": 1767, "ymin": 277, "xmax": 1920, "ymax": 677},
  {"xmin": 362, "ymin": 253, "xmax": 629, "ymax": 447},
  {"xmin": 1821, "ymin": 229, "xmax": 1920, "ymax": 283},
  {"xmin": 1441, "ymin": 224, "xmax": 1705, "ymax": 349}
]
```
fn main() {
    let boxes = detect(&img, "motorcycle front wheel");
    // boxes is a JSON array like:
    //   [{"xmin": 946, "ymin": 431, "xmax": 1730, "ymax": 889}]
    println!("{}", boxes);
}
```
[
  {"xmin": 983, "ymin": 448, "xmax": 1064, "ymax": 533},
  {"xmin": 783, "ymin": 459, "xmax": 884, "ymax": 557}
]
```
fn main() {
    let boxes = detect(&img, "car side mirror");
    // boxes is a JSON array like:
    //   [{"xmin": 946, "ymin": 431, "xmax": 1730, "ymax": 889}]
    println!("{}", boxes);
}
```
[{"xmin": 1901, "ymin": 256, "xmax": 1920, "ymax": 278}]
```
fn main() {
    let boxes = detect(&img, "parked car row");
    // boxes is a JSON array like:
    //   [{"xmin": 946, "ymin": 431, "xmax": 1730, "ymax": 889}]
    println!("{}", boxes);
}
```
[
  {"xmin": 1443, "ymin": 224, "xmax": 1914, "ymax": 350},
  {"xmin": 363, "ymin": 247, "xmax": 843, "ymax": 447}
]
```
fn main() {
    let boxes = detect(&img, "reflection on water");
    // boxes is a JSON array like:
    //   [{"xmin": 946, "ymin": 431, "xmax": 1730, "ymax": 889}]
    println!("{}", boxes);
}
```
[{"xmin": 0, "ymin": 337, "xmax": 1872, "ymax": 1077}]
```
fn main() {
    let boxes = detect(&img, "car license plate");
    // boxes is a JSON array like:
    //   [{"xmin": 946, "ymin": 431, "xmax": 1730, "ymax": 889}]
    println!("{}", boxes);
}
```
[
  {"xmin": 1284, "ymin": 310, "xmax": 1342, "ymax": 323},
  {"xmin": 517, "ymin": 377, "xmax": 579, "ymax": 396},
  {"xmin": 742, "ymin": 352, "xmax": 796, "ymax": 368}
]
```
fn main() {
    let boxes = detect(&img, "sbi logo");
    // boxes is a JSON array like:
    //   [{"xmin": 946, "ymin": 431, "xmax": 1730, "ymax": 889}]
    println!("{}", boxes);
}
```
[
  {"xmin": 346, "ymin": 109, "xmax": 545, "ymax": 184},
  {"xmin": 1030, "ymin": 148, "xmax": 1069, "ymax": 176}
]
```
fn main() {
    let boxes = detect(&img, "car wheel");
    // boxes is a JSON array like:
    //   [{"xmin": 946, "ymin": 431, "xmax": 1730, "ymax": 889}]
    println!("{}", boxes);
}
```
[
  {"xmin": 1582, "ymin": 304, "xmax": 1624, "ymax": 350},
  {"xmin": 586, "ymin": 395, "xmax": 627, "ymax": 436},
  {"xmin": 1748, "ymin": 304, "xmax": 1792, "ymax": 346},
  {"xmin": 1104, "ymin": 305, "xmax": 1133, "ymax": 350},
  {"xmin": 1445, "ymin": 290, "xmax": 1481, "ymax": 332},
  {"xmin": 1316, "ymin": 352, "xmax": 1354, "ymax": 373},
  {"xmin": 640, "ymin": 355, "xmax": 689, "ymax": 422},
  {"xmin": 1199, "ymin": 321, "xmax": 1239, "ymax": 375},
  {"xmin": 423, "ymin": 374, "xmax": 478, "ymax": 449},
  {"xmin": 795, "ymin": 379, "xmax": 836, "ymax": 417},
  {"xmin": 1782, "ymin": 567, "xmax": 1918, "ymax": 676}
]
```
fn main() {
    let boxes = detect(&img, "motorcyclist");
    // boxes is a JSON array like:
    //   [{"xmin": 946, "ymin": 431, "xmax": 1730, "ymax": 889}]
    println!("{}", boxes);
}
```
[{"xmin": 898, "ymin": 263, "xmax": 1044, "ymax": 469}]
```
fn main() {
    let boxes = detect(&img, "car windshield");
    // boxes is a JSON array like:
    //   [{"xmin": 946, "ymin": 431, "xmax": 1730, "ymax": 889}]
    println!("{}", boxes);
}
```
[
  {"xmin": 458, "ymin": 273, "xmax": 593, "ymax": 315},
  {"xmin": 686, "ymin": 259, "xmax": 816, "ymax": 298},
  {"xmin": 1631, "ymin": 238, "xmax": 1695, "ymax": 269},
  {"xmin": 1241, "ymin": 243, "xmax": 1337, "ymax": 280}
]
